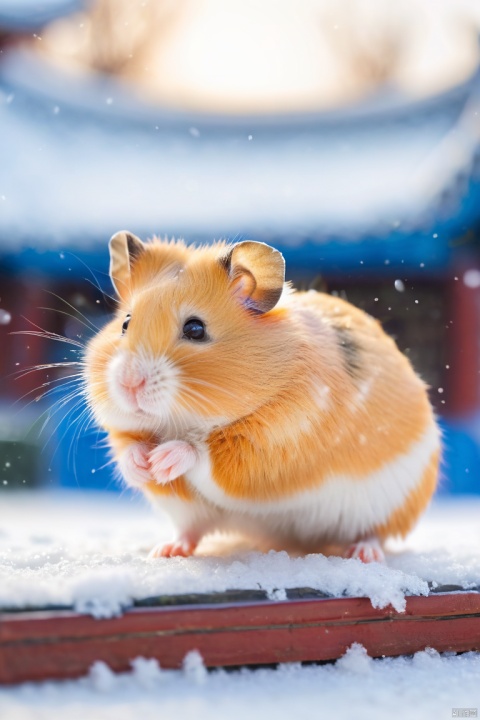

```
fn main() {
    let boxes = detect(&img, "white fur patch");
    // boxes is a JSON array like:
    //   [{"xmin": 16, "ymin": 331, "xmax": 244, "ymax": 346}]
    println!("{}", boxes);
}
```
[
  {"xmin": 186, "ymin": 422, "xmax": 440, "ymax": 544},
  {"xmin": 350, "ymin": 377, "xmax": 374, "ymax": 414},
  {"xmin": 147, "ymin": 492, "xmax": 224, "ymax": 537},
  {"xmin": 312, "ymin": 383, "xmax": 331, "ymax": 412}
]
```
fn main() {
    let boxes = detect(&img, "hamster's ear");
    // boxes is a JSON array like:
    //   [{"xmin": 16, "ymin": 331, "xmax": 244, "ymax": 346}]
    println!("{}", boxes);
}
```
[
  {"xmin": 221, "ymin": 241, "xmax": 285, "ymax": 313},
  {"xmin": 109, "ymin": 230, "xmax": 145, "ymax": 298}
]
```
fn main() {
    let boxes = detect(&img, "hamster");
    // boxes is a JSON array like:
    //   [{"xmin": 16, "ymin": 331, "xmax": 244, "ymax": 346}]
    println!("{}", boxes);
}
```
[{"xmin": 85, "ymin": 231, "xmax": 440, "ymax": 562}]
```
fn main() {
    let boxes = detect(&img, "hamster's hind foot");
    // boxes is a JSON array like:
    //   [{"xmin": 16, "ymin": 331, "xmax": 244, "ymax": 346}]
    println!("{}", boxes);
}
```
[
  {"xmin": 345, "ymin": 538, "xmax": 385, "ymax": 563},
  {"xmin": 148, "ymin": 535, "xmax": 198, "ymax": 558},
  {"xmin": 149, "ymin": 440, "xmax": 197, "ymax": 484}
]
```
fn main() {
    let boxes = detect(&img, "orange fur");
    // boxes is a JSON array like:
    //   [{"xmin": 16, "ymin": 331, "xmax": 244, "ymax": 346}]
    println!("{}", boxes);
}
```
[
  {"xmin": 85, "ymin": 235, "xmax": 439, "ymax": 552},
  {"xmin": 207, "ymin": 294, "xmax": 432, "ymax": 501},
  {"xmin": 374, "ymin": 448, "xmax": 440, "ymax": 540}
]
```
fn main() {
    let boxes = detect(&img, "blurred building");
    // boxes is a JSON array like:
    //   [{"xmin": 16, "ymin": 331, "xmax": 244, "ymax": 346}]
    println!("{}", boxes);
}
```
[{"xmin": 1, "ymin": 0, "xmax": 480, "ymax": 493}]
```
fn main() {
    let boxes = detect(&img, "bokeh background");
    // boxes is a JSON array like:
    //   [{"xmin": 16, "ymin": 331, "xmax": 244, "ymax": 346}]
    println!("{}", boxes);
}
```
[{"xmin": 1, "ymin": 0, "xmax": 480, "ymax": 495}]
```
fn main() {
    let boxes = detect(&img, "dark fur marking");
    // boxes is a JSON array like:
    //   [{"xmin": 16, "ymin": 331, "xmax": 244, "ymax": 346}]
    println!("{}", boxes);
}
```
[
  {"xmin": 254, "ymin": 286, "xmax": 283, "ymax": 313},
  {"xmin": 335, "ymin": 326, "xmax": 362, "ymax": 377},
  {"xmin": 218, "ymin": 248, "xmax": 234, "ymax": 273},
  {"xmin": 126, "ymin": 233, "xmax": 144, "ymax": 263}
]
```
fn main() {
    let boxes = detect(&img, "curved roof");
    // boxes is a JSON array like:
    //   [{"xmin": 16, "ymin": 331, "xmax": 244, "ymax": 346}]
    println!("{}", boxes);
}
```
[{"xmin": 0, "ymin": 48, "xmax": 479, "ymax": 268}]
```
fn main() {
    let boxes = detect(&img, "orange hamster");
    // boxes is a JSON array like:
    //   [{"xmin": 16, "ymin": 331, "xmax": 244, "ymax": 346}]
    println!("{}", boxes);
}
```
[{"xmin": 85, "ymin": 231, "xmax": 440, "ymax": 562}]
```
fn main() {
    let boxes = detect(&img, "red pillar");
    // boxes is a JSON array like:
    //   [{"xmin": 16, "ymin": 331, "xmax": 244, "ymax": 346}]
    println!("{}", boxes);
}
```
[{"xmin": 445, "ymin": 265, "xmax": 480, "ymax": 417}]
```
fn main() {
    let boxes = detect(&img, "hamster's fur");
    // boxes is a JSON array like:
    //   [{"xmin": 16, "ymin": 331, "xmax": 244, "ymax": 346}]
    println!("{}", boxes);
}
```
[{"xmin": 85, "ymin": 232, "xmax": 440, "ymax": 561}]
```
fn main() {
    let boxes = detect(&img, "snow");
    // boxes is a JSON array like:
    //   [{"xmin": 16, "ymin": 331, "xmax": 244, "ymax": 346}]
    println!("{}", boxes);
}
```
[
  {"xmin": 1, "ymin": 491, "xmax": 480, "ymax": 718},
  {"xmin": 182, "ymin": 651, "xmax": 208, "ymax": 686},
  {"xmin": 0, "ymin": 549, "xmax": 428, "ymax": 616},
  {"xmin": 0, "ymin": 49, "xmax": 470, "ymax": 245},
  {"xmin": 87, "ymin": 662, "xmax": 117, "ymax": 694},
  {"xmin": 1, "ymin": 645, "xmax": 480, "ymax": 720},
  {"xmin": 463, "ymin": 269, "xmax": 480, "ymax": 288},
  {"xmin": 0, "ymin": 309, "xmax": 11, "ymax": 324},
  {"xmin": 0, "ymin": 491, "xmax": 479, "ymax": 618},
  {"xmin": 336, "ymin": 642, "xmax": 373, "ymax": 674}
]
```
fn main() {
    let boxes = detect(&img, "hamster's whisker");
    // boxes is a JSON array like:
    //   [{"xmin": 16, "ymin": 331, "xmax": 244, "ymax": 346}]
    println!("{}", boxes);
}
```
[
  {"xmin": 39, "ymin": 392, "xmax": 90, "ymax": 452},
  {"xmin": 38, "ymin": 306, "xmax": 99, "ymax": 336},
  {"xmin": 9, "ymin": 369, "xmax": 72, "ymax": 389},
  {"xmin": 9, "ymin": 374, "xmax": 88, "ymax": 451},
  {"xmin": 10, "ymin": 374, "xmax": 84, "ymax": 410},
  {"xmin": 37, "ymin": 395, "xmax": 83, "ymax": 449},
  {"xmin": 15, "ymin": 314, "xmax": 88, "ymax": 345},
  {"xmin": 60, "ymin": 251, "xmax": 119, "ymax": 306},
  {"xmin": 44, "ymin": 290, "xmax": 103, "ymax": 332},
  {"xmin": 44, "ymin": 388, "xmax": 86, "ymax": 419},
  {"xmin": 11, "ymin": 375, "xmax": 84, "ymax": 409},
  {"xmin": 41, "ymin": 396, "xmax": 85, "ymax": 439},
  {"xmin": 10, "ymin": 361, "xmax": 82, "ymax": 382},
  {"xmin": 90, "ymin": 435, "xmax": 113, "ymax": 452},
  {"xmin": 70, "ymin": 405, "xmax": 97, "ymax": 470},
  {"xmin": 92, "ymin": 455, "xmax": 118, "ymax": 473},
  {"xmin": 83, "ymin": 274, "xmax": 118, "ymax": 306},
  {"xmin": 11, "ymin": 328, "xmax": 85, "ymax": 349},
  {"xmin": 45, "ymin": 399, "xmax": 91, "ymax": 470},
  {"xmin": 12, "ymin": 389, "xmax": 82, "ymax": 428}
]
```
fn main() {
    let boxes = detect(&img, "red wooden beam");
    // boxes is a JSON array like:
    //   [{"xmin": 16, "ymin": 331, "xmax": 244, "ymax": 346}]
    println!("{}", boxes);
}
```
[{"xmin": 1, "ymin": 592, "xmax": 479, "ymax": 685}]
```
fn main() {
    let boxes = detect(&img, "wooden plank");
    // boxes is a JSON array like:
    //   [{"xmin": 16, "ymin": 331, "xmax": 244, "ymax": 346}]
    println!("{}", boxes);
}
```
[{"xmin": 1, "ymin": 592, "xmax": 480, "ymax": 685}]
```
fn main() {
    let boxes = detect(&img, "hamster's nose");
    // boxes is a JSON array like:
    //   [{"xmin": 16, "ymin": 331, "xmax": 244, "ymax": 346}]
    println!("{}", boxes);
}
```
[
  {"xmin": 119, "ymin": 368, "xmax": 146, "ymax": 392},
  {"xmin": 120, "ymin": 380, "xmax": 145, "ymax": 398},
  {"xmin": 119, "ymin": 375, "xmax": 146, "ymax": 407}
]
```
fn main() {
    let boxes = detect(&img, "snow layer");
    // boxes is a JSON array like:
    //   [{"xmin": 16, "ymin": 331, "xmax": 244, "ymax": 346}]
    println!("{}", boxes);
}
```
[
  {"xmin": 0, "ymin": 491, "xmax": 479, "ymax": 617},
  {"xmin": 1, "ymin": 645, "xmax": 480, "ymax": 720},
  {"xmin": 0, "ymin": 50, "xmax": 464, "ymax": 245},
  {"xmin": 1, "ymin": 492, "xmax": 480, "ymax": 719}
]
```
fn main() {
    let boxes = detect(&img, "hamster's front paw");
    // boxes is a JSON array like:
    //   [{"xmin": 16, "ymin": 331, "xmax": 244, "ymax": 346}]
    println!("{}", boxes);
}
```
[
  {"xmin": 149, "ymin": 440, "xmax": 197, "ymax": 484},
  {"xmin": 119, "ymin": 442, "xmax": 152, "ymax": 488}
]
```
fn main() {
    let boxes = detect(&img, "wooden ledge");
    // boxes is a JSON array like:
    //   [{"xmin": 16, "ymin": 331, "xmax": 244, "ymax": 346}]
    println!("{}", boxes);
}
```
[{"xmin": 1, "ymin": 590, "xmax": 480, "ymax": 684}]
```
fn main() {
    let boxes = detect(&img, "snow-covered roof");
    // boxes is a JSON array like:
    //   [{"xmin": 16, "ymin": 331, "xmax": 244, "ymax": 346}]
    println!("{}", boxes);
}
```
[{"xmin": 0, "ymin": 48, "xmax": 480, "ymax": 252}]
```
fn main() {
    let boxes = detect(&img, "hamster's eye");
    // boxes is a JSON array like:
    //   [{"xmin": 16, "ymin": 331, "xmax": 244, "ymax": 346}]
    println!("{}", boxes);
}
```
[
  {"xmin": 183, "ymin": 318, "xmax": 206, "ymax": 341},
  {"xmin": 121, "ymin": 314, "xmax": 131, "ymax": 335}
]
